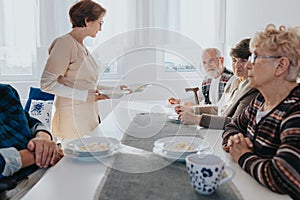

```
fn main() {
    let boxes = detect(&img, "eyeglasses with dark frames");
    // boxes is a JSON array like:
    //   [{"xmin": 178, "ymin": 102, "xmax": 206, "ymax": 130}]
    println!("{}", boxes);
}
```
[
  {"xmin": 248, "ymin": 53, "xmax": 281, "ymax": 64},
  {"xmin": 97, "ymin": 19, "xmax": 104, "ymax": 26}
]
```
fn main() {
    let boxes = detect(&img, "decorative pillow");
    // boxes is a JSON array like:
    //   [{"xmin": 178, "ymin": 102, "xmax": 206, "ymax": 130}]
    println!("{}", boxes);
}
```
[
  {"xmin": 29, "ymin": 100, "xmax": 53, "ymax": 129},
  {"xmin": 24, "ymin": 87, "xmax": 54, "ymax": 112}
]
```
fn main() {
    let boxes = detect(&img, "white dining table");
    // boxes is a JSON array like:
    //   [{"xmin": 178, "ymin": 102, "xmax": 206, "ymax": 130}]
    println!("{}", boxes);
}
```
[{"xmin": 21, "ymin": 100, "xmax": 291, "ymax": 200}]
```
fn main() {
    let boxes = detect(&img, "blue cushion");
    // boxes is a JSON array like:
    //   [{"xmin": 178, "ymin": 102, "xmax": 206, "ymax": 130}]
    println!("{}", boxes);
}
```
[{"xmin": 24, "ymin": 87, "xmax": 54, "ymax": 112}]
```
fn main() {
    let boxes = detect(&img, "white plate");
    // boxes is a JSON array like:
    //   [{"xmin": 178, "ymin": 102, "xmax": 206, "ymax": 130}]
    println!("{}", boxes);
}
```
[
  {"xmin": 154, "ymin": 136, "xmax": 210, "ymax": 158},
  {"xmin": 167, "ymin": 115, "xmax": 181, "ymax": 124},
  {"xmin": 100, "ymin": 90, "xmax": 130, "ymax": 99},
  {"xmin": 64, "ymin": 137, "xmax": 121, "ymax": 158},
  {"xmin": 152, "ymin": 146, "xmax": 186, "ymax": 162},
  {"xmin": 128, "ymin": 83, "xmax": 152, "ymax": 92},
  {"xmin": 153, "ymin": 146, "xmax": 213, "ymax": 163}
]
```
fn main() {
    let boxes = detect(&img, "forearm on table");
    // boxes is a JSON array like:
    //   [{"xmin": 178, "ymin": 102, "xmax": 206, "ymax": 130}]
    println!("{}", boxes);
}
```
[
  {"xmin": 19, "ymin": 150, "xmax": 35, "ymax": 168},
  {"xmin": 200, "ymin": 114, "xmax": 232, "ymax": 129},
  {"xmin": 0, "ymin": 148, "xmax": 33, "ymax": 177},
  {"xmin": 195, "ymin": 106, "xmax": 218, "ymax": 115}
]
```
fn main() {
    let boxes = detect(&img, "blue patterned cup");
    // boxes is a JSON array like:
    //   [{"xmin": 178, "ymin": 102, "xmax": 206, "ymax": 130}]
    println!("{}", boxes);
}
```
[{"xmin": 185, "ymin": 154, "xmax": 235, "ymax": 195}]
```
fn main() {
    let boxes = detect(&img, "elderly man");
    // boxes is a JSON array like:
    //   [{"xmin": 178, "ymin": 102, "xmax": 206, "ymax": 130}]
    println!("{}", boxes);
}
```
[
  {"xmin": 0, "ymin": 84, "xmax": 63, "ymax": 196},
  {"xmin": 169, "ymin": 48, "xmax": 234, "ymax": 105}
]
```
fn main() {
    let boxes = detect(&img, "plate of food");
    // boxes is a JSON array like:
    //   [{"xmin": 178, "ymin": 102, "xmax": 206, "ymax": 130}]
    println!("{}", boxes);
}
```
[
  {"xmin": 153, "ymin": 136, "xmax": 210, "ymax": 159},
  {"xmin": 64, "ymin": 136, "xmax": 121, "ymax": 159},
  {"xmin": 167, "ymin": 115, "xmax": 181, "ymax": 124},
  {"xmin": 152, "ymin": 146, "xmax": 186, "ymax": 162},
  {"xmin": 100, "ymin": 90, "xmax": 131, "ymax": 99}
]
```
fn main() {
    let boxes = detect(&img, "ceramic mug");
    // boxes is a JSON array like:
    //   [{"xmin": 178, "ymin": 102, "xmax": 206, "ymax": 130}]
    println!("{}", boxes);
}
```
[{"xmin": 185, "ymin": 154, "xmax": 235, "ymax": 195}]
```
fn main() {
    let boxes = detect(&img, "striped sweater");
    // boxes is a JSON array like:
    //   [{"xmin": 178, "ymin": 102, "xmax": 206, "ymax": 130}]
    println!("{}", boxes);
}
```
[{"xmin": 222, "ymin": 84, "xmax": 300, "ymax": 199}]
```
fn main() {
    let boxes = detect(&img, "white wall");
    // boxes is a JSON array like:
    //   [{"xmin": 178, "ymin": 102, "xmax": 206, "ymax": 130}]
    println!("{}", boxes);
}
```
[
  {"xmin": 11, "ymin": 0, "xmax": 300, "ymax": 103},
  {"xmin": 224, "ymin": 0, "xmax": 300, "ymax": 64}
]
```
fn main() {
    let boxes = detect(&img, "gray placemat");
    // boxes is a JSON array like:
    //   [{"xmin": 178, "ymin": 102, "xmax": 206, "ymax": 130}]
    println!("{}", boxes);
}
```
[{"xmin": 94, "ymin": 113, "xmax": 243, "ymax": 200}]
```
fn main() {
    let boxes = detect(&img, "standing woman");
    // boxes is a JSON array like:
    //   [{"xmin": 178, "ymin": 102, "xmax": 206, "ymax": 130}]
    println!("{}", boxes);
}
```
[
  {"xmin": 41, "ymin": 0, "xmax": 125, "ymax": 139},
  {"xmin": 222, "ymin": 24, "xmax": 300, "ymax": 198}
]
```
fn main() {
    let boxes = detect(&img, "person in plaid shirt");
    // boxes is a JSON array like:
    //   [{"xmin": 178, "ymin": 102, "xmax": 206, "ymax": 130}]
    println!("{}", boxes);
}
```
[
  {"xmin": 168, "ymin": 48, "xmax": 234, "ymax": 105},
  {"xmin": 222, "ymin": 24, "xmax": 300, "ymax": 199},
  {"xmin": 0, "ymin": 84, "xmax": 63, "ymax": 182}
]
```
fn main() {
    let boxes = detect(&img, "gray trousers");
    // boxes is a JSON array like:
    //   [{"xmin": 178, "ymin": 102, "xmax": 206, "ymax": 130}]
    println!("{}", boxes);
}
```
[{"xmin": 0, "ymin": 168, "xmax": 47, "ymax": 200}]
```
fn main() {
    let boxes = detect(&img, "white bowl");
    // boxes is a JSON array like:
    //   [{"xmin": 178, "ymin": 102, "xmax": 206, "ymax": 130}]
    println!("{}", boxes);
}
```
[{"xmin": 154, "ymin": 136, "xmax": 210, "ymax": 158}]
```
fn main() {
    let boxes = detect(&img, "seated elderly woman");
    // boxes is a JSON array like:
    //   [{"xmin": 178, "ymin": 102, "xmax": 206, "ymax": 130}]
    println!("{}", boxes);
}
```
[
  {"xmin": 222, "ymin": 24, "xmax": 300, "ymax": 199},
  {"xmin": 176, "ymin": 38, "xmax": 259, "ymax": 129}
]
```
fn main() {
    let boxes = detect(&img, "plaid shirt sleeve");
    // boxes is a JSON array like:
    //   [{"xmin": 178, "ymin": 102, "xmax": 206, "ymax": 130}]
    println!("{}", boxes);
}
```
[
  {"xmin": 0, "ymin": 147, "xmax": 22, "ymax": 177},
  {"xmin": 0, "ymin": 84, "xmax": 52, "ymax": 150}
]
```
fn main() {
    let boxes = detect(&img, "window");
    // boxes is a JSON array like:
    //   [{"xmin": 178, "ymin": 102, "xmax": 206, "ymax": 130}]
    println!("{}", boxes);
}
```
[
  {"xmin": 0, "ymin": 0, "xmax": 38, "ymax": 81},
  {"xmin": 150, "ymin": 0, "xmax": 225, "ymax": 80},
  {"xmin": 0, "ymin": 0, "xmax": 134, "ymax": 81},
  {"xmin": 0, "ymin": 0, "xmax": 226, "ymax": 82}
]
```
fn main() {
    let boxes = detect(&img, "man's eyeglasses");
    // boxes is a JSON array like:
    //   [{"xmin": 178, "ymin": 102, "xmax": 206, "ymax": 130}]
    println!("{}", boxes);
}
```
[{"xmin": 248, "ymin": 53, "xmax": 281, "ymax": 64}]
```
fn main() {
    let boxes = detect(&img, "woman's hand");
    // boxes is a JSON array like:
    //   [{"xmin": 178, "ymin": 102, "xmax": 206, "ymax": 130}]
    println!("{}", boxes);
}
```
[
  {"xmin": 227, "ymin": 133, "xmax": 253, "ymax": 162},
  {"xmin": 88, "ymin": 89, "xmax": 109, "ymax": 102},
  {"xmin": 174, "ymin": 105, "xmax": 194, "ymax": 114},
  {"xmin": 178, "ymin": 111, "xmax": 201, "ymax": 125}
]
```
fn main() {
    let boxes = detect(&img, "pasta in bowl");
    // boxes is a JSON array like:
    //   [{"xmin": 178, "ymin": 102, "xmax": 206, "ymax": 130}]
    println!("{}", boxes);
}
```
[{"xmin": 64, "ymin": 136, "xmax": 121, "ymax": 158}]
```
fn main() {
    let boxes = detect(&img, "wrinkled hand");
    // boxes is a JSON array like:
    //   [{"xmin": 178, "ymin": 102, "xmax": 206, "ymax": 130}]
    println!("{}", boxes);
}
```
[
  {"xmin": 178, "ymin": 111, "xmax": 201, "ymax": 125},
  {"xmin": 87, "ymin": 89, "xmax": 109, "ymax": 102},
  {"xmin": 51, "ymin": 148, "xmax": 64, "ymax": 165},
  {"xmin": 27, "ymin": 131, "xmax": 63, "ymax": 168},
  {"xmin": 227, "ymin": 133, "xmax": 253, "ymax": 163},
  {"xmin": 168, "ymin": 97, "xmax": 181, "ymax": 105},
  {"xmin": 174, "ymin": 105, "xmax": 194, "ymax": 114}
]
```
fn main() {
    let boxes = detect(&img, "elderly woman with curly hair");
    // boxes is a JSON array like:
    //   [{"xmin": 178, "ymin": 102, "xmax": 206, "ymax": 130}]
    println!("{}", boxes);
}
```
[{"xmin": 222, "ymin": 24, "xmax": 300, "ymax": 199}]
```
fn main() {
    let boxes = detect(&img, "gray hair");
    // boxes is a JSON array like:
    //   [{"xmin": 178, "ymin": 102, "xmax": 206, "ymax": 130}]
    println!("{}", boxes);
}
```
[
  {"xmin": 202, "ymin": 48, "xmax": 223, "ymax": 58},
  {"xmin": 250, "ymin": 24, "xmax": 300, "ymax": 81}
]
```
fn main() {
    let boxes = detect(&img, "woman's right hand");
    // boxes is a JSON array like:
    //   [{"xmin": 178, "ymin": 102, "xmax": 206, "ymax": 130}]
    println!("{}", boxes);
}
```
[{"xmin": 87, "ymin": 90, "xmax": 109, "ymax": 102}]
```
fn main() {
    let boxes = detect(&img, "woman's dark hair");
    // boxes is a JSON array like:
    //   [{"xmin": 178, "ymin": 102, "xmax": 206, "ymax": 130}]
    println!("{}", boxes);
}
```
[
  {"xmin": 69, "ymin": 0, "xmax": 106, "ymax": 28},
  {"xmin": 230, "ymin": 38, "xmax": 251, "ymax": 59}
]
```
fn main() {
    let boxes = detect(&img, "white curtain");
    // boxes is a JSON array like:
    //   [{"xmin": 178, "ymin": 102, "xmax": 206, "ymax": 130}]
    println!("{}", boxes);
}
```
[
  {"xmin": 0, "ymin": 0, "xmax": 226, "ymax": 80},
  {"xmin": 0, "ymin": 0, "xmax": 38, "ymax": 77},
  {"xmin": 0, "ymin": 0, "xmax": 134, "ymax": 80}
]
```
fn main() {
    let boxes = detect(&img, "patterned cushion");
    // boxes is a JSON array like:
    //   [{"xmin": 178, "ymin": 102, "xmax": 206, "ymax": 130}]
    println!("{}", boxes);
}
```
[
  {"xmin": 29, "ymin": 100, "xmax": 53, "ymax": 128},
  {"xmin": 24, "ymin": 87, "xmax": 54, "ymax": 112}
]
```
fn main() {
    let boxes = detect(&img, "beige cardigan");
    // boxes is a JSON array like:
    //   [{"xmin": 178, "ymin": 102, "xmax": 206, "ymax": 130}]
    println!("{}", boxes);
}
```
[{"xmin": 41, "ymin": 34, "xmax": 100, "ymax": 139}]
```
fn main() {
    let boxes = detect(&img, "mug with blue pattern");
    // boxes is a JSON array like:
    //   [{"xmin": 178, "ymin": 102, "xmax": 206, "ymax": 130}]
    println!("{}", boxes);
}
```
[{"xmin": 185, "ymin": 154, "xmax": 235, "ymax": 195}]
